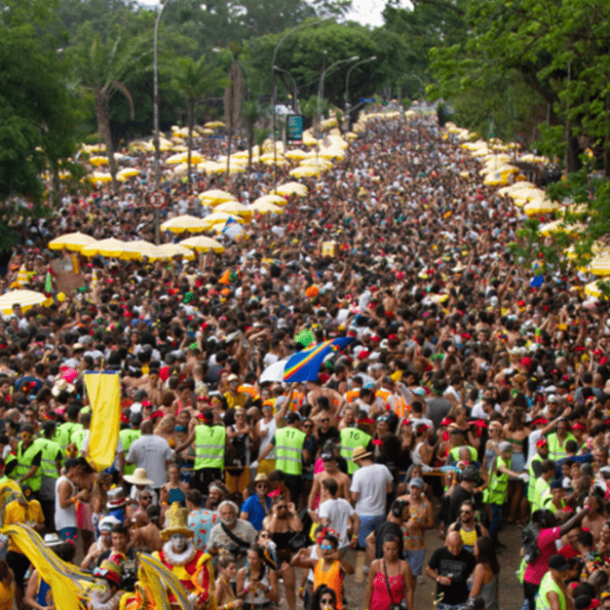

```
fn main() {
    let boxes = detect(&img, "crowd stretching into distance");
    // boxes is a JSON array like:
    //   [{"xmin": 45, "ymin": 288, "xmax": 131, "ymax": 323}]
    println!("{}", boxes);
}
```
[{"xmin": 0, "ymin": 110, "xmax": 608, "ymax": 610}]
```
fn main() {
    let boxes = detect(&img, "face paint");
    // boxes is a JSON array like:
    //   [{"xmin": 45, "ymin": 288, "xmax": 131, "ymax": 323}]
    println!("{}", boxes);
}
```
[{"xmin": 170, "ymin": 533, "xmax": 187, "ymax": 552}]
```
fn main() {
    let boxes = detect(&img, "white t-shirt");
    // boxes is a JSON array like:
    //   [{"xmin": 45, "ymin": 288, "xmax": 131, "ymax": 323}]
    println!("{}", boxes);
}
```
[
  {"xmin": 126, "ymin": 434, "xmax": 173, "ymax": 488},
  {"xmin": 318, "ymin": 498, "xmax": 355, "ymax": 547},
  {"xmin": 526, "ymin": 430, "xmax": 543, "ymax": 468},
  {"xmin": 350, "ymin": 463, "xmax": 393, "ymax": 516}
]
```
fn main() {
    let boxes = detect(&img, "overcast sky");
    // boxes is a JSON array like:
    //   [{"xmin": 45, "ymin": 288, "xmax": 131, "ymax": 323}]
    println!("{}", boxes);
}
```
[{"xmin": 136, "ymin": 0, "xmax": 406, "ymax": 28}]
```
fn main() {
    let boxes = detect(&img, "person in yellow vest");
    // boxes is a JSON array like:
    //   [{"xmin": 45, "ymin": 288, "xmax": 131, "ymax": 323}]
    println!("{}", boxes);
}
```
[
  {"xmin": 546, "ymin": 419, "xmax": 576, "ymax": 462},
  {"xmin": 535, "ymin": 554, "xmax": 571, "ymax": 610},
  {"xmin": 119, "ymin": 412, "xmax": 142, "ymax": 477},
  {"xmin": 71, "ymin": 411, "xmax": 90, "ymax": 453},
  {"xmin": 37, "ymin": 421, "xmax": 63, "ymax": 532},
  {"xmin": 531, "ymin": 459, "xmax": 557, "ymax": 515},
  {"xmin": 339, "ymin": 423, "xmax": 372, "ymax": 475},
  {"xmin": 10, "ymin": 424, "xmax": 43, "ymax": 497},
  {"xmin": 175, "ymin": 409, "xmax": 230, "ymax": 502},
  {"xmin": 488, "ymin": 442, "xmax": 525, "ymax": 548},
  {"xmin": 544, "ymin": 480, "xmax": 566, "ymax": 514},
  {"xmin": 257, "ymin": 411, "xmax": 309, "ymax": 506}
]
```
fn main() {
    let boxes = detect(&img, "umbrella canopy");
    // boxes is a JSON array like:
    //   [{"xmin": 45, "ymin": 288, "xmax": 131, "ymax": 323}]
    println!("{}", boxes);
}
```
[
  {"xmin": 584, "ymin": 281, "xmax": 603, "ymax": 299},
  {"xmin": 117, "ymin": 168, "xmax": 140, "ymax": 181},
  {"xmin": 524, "ymin": 199, "xmax": 560, "ymax": 217},
  {"xmin": 48, "ymin": 232, "xmax": 97, "ymax": 252},
  {"xmin": 300, "ymin": 158, "xmax": 333, "ymax": 170},
  {"xmin": 88, "ymin": 156, "xmax": 109, "ymax": 166},
  {"xmin": 198, "ymin": 189, "xmax": 236, "ymax": 206},
  {"xmin": 202, "ymin": 212, "xmax": 243, "ymax": 227},
  {"xmin": 539, "ymin": 219, "xmax": 585, "ymax": 237},
  {"xmin": 204, "ymin": 121, "xmax": 225, "ymax": 129},
  {"xmin": 588, "ymin": 250, "xmax": 610, "ymax": 276},
  {"xmin": 180, "ymin": 236, "xmax": 225, "ymax": 253},
  {"xmin": 89, "ymin": 171, "xmax": 112, "ymax": 184},
  {"xmin": 215, "ymin": 201, "xmax": 253, "ymax": 220},
  {"xmin": 284, "ymin": 149, "xmax": 308, "ymax": 160},
  {"xmin": 253, "ymin": 194, "xmax": 288, "ymax": 206},
  {"xmin": 81, "ymin": 238, "xmax": 142, "ymax": 260},
  {"xmin": 274, "ymin": 182, "xmax": 308, "ymax": 197},
  {"xmin": 198, "ymin": 161, "xmax": 225, "ymax": 174},
  {"xmin": 140, "ymin": 243, "xmax": 196, "ymax": 261},
  {"xmin": 0, "ymin": 290, "xmax": 49, "ymax": 315},
  {"xmin": 290, "ymin": 166, "xmax": 321, "ymax": 178},
  {"xmin": 249, "ymin": 201, "xmax": 283, "ymax": 215},
  {"xmin": 160, "ymin": 215, "xmax": 209, "ymax": 234}
]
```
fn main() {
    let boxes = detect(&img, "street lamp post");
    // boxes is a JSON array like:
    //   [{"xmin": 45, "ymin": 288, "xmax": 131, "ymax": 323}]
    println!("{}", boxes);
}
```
[
  {"xmin": 271, "ymin": 19, "xmax": 323, "ymax": 190},
  {"xmin": 153, "ymin": 0, "xmax": 168, "ymax": 245},
  {"xmin": 344, "ymin": 55, "xmax": 376, "ymax": 132},
  {"xmin": 316, "ymin": 55, "xmax": 359, "ymax": 140},
  {"xmin": 274, "ymin": 65, "xmax": 300, "ymax": 113}
]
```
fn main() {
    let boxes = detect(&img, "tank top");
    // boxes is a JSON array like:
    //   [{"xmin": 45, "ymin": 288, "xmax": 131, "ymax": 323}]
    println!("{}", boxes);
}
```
[
  {"xmin": 168, "ymin": 487, "xmax": 186, "ymax": 506},
  {"xmin": 371, "ymin": 571, "xmax": 406, "ymax": 610},
  {"xmin": 313, "ymin": 560, "xmax": 344, "ymax": 610},
  {"xmin": 258, "ymin": 419, "xmax": 276, "ymax": 460},
  {"xmin": 271, "ymin": 530, "xmax": 294, "ymax": 552},
  {"xmin": 54, "ymin": 475, "xmax": 76, "ymax": 530},
  {"xmin": 243, "ymin": 570, "xmax": 270, "ymax": 605},
  {"xmin": 479, "ymin": 574, "xmax": 499, "ymax": 610}
]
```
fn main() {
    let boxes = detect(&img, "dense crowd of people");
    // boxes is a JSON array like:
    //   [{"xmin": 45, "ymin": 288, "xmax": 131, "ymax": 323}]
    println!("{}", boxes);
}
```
[{"xmin": 0, "ymin": 108, "xmax": 609, "ymax": 610}]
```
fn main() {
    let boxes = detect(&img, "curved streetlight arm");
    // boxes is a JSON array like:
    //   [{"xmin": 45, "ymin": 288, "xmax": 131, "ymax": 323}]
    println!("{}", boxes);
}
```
[
  {"xmin": 345, "ymin": 56, "xmax": 376, "ymax": 105},
  {"xmin": 317, "ymin": 55, "xmax": 359, "ymax": 130}
]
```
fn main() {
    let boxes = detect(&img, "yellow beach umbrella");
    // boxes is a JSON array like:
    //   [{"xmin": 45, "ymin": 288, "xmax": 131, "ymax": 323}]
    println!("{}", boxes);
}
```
[
  {"xmin": 588, "ymin": 250, "xmax": 610, "ymax": 276},
  {"xmin": 0, "ymin": 290, "xmax": 49, "ymax": 315},
  {"xmin": 249, "ymin": 201, "xmax": 283, "ymax": 214},
  {"xmin": 160, "ymin": 215, "xmax": 209, "ymax": 234},
  {"xmin": 198, "ymin": 189, "xmax": 236, "ymax": 206},
  {"xmin": 117, "ymin": 168, "xmax": 140, "ymax": 181},
  {"xmin": 198, "ymin": 161, "xmax": 225, "ymax": 174},
  {"xmin": 204, "ymin": 121, "xmax": 225, "ymax": 129},
  {"xmin": 273, "ymin": 182, "xmax": 308, "ymax": 197},
  {"xmin": 584, "ymin": 281, "xmax": 603, "ymax": 299},
  {"xmin": 215, "ymin": 201, "xmax": 253, "ymax": 220},
  {"xmin": 81, "ymin": 238, "xmax": 142, "ymax": 260},
  {"xmin": 290, "ymin": 166, "xmax": 321, "ymax": 178},
  {"xmin": 89, "ymin": 156, "xmax": 109, "ymax": 166},
  {"xmin": 253, "ymin": 194, "xmax": 288, "ymax": 206},
  {"xmin": 141, "ymin": 243, "xmax": 196, "ymax": 261},
  {"xmin": 539, "ymin": 219, "xmax": 585, "ymax": 237},
  {"xmin": 48, "ymin": 232, "xmax": 97, "ymax": 252},
  {"xmin": 523, "ymin": 199, "xmax": 560, "ymax": 217},
  {"xmin": 285, "ymin": 149, "xmax": 308, "ymax": 160},
  {"xmin": 202, "ymin": 212, "xmax": 243, "ymax": 226},
  {"xmin": 300, "ymin": 158, "xmax": 332, "ymax": 170},
  {"xmin": 89, "ymin": 171, "xmax": 112, "ymax": 184},
  {"xmin": 180, "ymin": 236, "xmax": 225, "ymax": 253}
]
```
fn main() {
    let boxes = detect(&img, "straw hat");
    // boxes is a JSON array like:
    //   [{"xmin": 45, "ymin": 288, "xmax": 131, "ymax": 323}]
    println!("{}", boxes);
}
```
[
  {"xmin": 52, "ymin": 378, "xmax": 74, "ymax": 397},
  {"xmin": 123, "ymin": 467, "xmax": 154, "ymax": 486},
  {"xmin": 351, "ymin": 446, "xmax": 373, "ymax": 461},
  {"xmin": 160, "ymin": 502, "xmax": 194, "ymax": 541}
]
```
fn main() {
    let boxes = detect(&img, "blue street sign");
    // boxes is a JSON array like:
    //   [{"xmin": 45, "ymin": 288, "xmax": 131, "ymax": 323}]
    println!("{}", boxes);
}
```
[{"xmin": 359, "ymin": 98, "xmax": 376, "ymax": 103}]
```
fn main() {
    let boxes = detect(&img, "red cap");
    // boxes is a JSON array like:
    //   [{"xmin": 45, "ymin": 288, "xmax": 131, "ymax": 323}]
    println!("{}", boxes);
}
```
[
  {"xmin": 521, "ymin": 357, "xmax": 532, "ymax": 368},
  {"xmin": 594, "ymin": 349, "xmax": 603, "ymax": 355},
  {"xmin": 357, "ymin": 350, "xmax": 370, "ymax": 360},
  {"xmin": 141, "ymin": 400, "xmax": 153, "ymax": 408},
  {"xmin": 120, "ymin": 414, "xmax": 129, "ymax": 424},
  {"xmin": 149, "ymin": 410, "xmax": 164, "ymax": 419},
  {"xmin": 440, "ymin": 417, "xmax": 455, "ymax": 426},
  {"xmin": 531, "ymin": 417, "xmax": 549, "ymax": 426},
  {"xmin": 571, "ymin": 422, "xmax": 587, "ymax": 431}
]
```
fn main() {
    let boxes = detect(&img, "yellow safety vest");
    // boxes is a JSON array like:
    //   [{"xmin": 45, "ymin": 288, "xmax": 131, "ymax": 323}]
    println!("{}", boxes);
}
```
[
  {"xmin": 275, "ymin": 427, "xmax": 306, "ymax": 476},
  {"xmin": 340, "ymin": 428, "xmax": 372, "ymax": 475},
  {"xmin": 194, "ymin": 425, "xmax": 226, "ymax": 470},
  {"xmin": 14, "ymin": 440, "xmax": 43, "ymax": 491},
  {"xmin": 119, "ymin": 429, "xmax": 142, "ymax": 475},
  {"xmin": 38, "ymin": 439, "xmax": 61, "ymax": 479}
]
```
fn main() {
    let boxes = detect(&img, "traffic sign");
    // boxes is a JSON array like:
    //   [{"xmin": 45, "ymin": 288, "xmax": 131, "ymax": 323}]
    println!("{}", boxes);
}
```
[
  {"xmin": 286, "ymin": 114, "xmax": 304, "ymax": 144},
  {"xmin": 359, "ymin": 98, "xmax": 376, "ymax": 103},
  {"xmin": 148, "ymin": 191, "xmax": 167, "ymax": 209}
]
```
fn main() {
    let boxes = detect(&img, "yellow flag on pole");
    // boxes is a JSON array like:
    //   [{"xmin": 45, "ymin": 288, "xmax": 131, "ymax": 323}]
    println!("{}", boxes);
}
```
[{"xmin": 84, "ymin": 371, "xmax": 120, "ymax": 472}]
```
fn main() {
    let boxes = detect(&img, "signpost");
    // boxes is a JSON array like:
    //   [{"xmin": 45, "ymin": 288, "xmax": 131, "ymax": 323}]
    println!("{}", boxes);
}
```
[
  {"xmin": 148, "ymin": 191, "xmax": 167, "ymax": 245},
  {"xmin": 286, "ymin": 114, "xmax": 304, "ymax": 145},
  {"xmin": 359, "ymin": 97, "xmax": 376, "ymax": 103}
]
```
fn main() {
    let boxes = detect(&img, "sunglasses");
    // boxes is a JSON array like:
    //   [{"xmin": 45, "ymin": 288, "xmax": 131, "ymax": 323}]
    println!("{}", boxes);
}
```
[
  {"xmin": 276, "ymin": 505, "xmax": 287, "ymax": 510},
  {"xmin": 141, "ymin": 496, "xmax": 152, "ymax": 500},
  {"xmin": 460, "ymin": 510, "xmax": 472, "ymax": 515},
  {"xmin": 21, "ymin": 434, "xmax": 32, "ymax": 441},
  {"xmin": 320, "ymin": 544, "xmax": 333, "ymax": 551},
  {"xmin": 320, "ymin": 419, "xmax": 330, "ymax": 423},
  {"xmin": 377, "ymin": 416, "xmax": 389, "ymax": 422}
]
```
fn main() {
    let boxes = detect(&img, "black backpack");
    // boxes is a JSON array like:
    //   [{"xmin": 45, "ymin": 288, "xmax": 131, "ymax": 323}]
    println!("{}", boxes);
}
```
[{"xmin": 522, "ymin": 522, "xmax": 541, "ymax": 563}]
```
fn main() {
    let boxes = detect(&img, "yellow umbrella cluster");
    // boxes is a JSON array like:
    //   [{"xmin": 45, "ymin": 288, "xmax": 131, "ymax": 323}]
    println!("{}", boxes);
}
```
[
  {"xmin": 249, "ymin": 201, "xmax": 283, "ymax": 214},
  {"xmin": 215, "ymin": 201, "xmax": 253, "ymax": 220},
  {"xmin": 588, "ymin": 250, "xmax": 610, "ymax": 276},
  {"xmin": 198, "ymin": 189, "xmax": 235, "ymax": 206},
  {"xmin": 254, "ymin": 194, "xmax": 288, "ymax": 206},
  {"xmin": 81, "ymin": 238, "xmax": 142, "ymax": 260},
  {"xmin": 180, "ymin": 236, "xmax": 225, "ymax": 253},
  {"xmin": 273, "ymin": 182, "xmax": 307, "ymax": 197},
  {"xmin": 523, "ymin": 198, "xmax": 560, "ymax": 217},
  {"xmin": 48, "ymin": 232, "xmax": 97, "ymax": 252}
]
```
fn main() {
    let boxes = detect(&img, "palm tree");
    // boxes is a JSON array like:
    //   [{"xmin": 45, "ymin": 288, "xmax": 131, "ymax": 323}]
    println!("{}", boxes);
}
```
[
  {"xmin": 73, "ymin": 30, "xmax": 148, "ymax": 195},
  {"xmin": 171, "ymin": 57, "xmax": 227, "ymax": 186},
  {"xmin": 224, "ymin": 43, "xmax": 244, "ymax": 177}
]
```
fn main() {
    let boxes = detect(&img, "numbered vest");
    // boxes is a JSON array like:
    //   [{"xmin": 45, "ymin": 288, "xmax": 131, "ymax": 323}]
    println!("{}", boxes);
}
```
[
  {"xmin": 340, "ymin": 427, "xmax": 372, "ymax": 475},
  {"xmin": 275, "ymin": 427, "xmax": 306, "ymax": 475},
  {"xmin": 14, "ymin": 440, "xmax": 43, "ymax": 491},
  {"xmin": 39, "ymin": 439, "xmax": 61, "ymax": 479},
  {"xmin": 194, "ymin": 425, "xmax": 226, "ymax": 470}
]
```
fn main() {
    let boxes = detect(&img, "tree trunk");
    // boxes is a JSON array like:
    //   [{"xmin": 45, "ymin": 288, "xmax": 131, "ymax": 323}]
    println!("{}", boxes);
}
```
[
  {"xmin": 247, "ymin": 118, "xmax": 254, "ymax": 173},
  {"xmin": 187, "ymin": 98, "xmax": 194, "ymax": 187},
  {"xmin": 226, "ymin": 130, "xmax": 232, "ymax": 177},
  {"xmin": 95, "ymin": 93, "xmax": 119, "ymax": 196}
]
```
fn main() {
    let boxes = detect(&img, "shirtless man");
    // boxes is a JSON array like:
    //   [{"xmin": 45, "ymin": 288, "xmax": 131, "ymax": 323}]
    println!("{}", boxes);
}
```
[
  {"xmin": 129, "ymin": 505, "xmax": 163, "ymax": 551},
  {"xmin": 306, "ymin": 379, "xmax": 345, "ymax": 418},
  {"xmin": 307, "ymin": 453, "xmax": 351, "ymax": 513},
  {"xmin": 582, "ymin": 494, "xmax": 606, "ymax": 544}
]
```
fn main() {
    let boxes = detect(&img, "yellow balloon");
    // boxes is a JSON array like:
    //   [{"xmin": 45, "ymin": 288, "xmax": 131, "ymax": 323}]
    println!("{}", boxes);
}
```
[{"xmin": 57, "ymin": 292, "xmax": 66, "ymax": 302}]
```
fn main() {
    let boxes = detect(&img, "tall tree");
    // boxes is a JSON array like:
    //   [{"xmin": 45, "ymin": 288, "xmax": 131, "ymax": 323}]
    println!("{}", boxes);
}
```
[
  {"xmin": 72, "ymin": 24, "xmax": 149, "ymax": 195},
  {"xmin": 171, "ymin": 56, "xmax": 227, "ymax": 185},
  {"xmin": 224, "ymin": 43, "xmax": 245, "ymax": 177}
]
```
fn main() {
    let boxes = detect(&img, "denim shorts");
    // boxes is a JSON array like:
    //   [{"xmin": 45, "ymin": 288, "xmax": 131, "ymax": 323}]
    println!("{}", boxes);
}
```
[
  {"xmin": 405, "ymin": 549, "xmax": 426, "ymax": 576},
  {"xmin": 358, "ymin": 515, "xmax": 385, "ymax": 548}
]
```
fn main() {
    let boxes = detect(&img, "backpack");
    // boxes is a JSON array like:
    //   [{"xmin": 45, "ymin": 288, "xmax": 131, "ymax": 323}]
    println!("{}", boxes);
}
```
[{"xmin": 522, "ymin": 522, "xmax": 541, "ymax": 564}]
